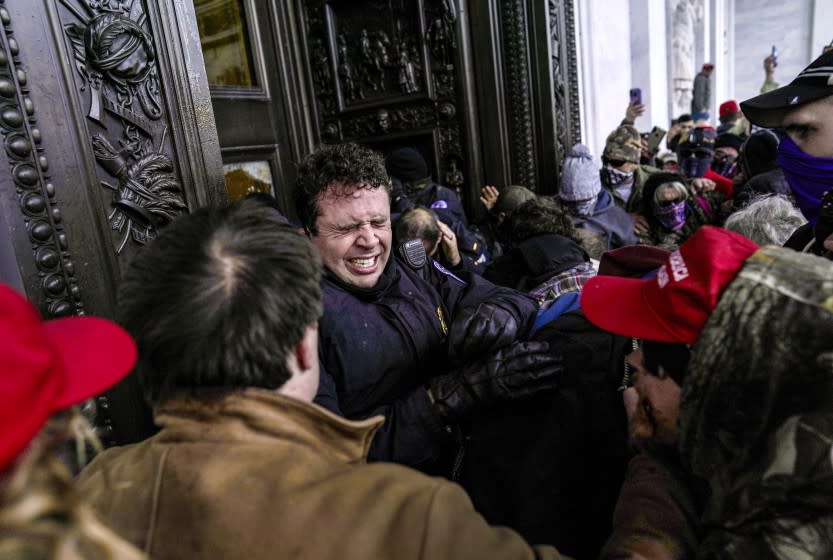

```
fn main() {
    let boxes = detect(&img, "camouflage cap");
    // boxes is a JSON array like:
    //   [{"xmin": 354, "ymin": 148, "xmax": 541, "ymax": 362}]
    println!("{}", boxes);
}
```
[{"xmin": 603, "ymin": 125, "xmax": 642, "ymax": 164}]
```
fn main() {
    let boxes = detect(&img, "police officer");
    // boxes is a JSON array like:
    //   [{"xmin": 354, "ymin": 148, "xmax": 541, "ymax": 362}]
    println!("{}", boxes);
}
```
[{"xmin": 296, "ymin": 143, "xmax": 562, "ymax": 474}]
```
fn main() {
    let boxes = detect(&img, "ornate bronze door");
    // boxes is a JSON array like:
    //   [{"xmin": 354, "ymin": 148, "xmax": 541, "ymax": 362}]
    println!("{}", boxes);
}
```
[{"xmin": 0, "ymin": 0, "xmax": 224, "ymax": 444}]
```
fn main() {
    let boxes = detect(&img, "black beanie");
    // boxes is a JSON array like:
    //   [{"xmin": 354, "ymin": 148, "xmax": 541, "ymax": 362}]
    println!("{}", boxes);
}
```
[
  {"xmin": 741, "ymin": 130, "xmax": 780, "ymax": 178},
  {"xmin": 715, "ymin": 133, "xmax": 744, "ymax": 152},
  {"xmin": 385, "ymin": 148, "xmax": 429, "ymax": 182}
]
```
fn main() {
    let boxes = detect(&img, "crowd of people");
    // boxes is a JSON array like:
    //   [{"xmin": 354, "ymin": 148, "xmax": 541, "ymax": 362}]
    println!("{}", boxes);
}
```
[{"xmin": 3, "ymin": 47, "xmax": 833, "ymax": 560}]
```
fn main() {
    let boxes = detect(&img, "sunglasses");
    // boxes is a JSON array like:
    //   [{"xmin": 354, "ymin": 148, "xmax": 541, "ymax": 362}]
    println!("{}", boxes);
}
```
[
  {"xmin": 603, "ymin": 158, "xmax": 630, "ymax": 168},
  {"xmin": 679, "ymin": 149, "xmax": 712, "ymax": 159}
]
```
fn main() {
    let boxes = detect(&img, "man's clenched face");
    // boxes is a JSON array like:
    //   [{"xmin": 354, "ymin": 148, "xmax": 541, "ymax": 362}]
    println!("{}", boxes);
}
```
[{"xmin": 311, "ymin": 184, "xmax": 392, "ymax": 289}]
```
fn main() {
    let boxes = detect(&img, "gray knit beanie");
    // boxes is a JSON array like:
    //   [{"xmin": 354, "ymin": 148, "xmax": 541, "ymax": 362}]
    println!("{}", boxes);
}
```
[{"xmin": 559, "ymin": 144, "xmax": 601, "ymax": 201}]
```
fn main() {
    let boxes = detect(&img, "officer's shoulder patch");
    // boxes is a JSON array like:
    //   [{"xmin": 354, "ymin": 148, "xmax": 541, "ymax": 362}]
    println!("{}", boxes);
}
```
[{"xmin": 432, "ymin": 260, "xmax": 466, "ymax": 284}]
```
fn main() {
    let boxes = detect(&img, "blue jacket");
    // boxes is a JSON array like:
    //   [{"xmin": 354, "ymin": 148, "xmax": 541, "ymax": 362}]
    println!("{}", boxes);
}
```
[{"xmin": 315, "ymin": 256, "xmax": 537, "ymax": 473}]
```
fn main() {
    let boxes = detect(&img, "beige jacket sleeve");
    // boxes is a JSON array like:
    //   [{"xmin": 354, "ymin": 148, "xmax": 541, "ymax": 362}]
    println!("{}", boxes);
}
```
[{"xmin": 421, "ymin": 480, "xmax": 571, "ymax": 560}]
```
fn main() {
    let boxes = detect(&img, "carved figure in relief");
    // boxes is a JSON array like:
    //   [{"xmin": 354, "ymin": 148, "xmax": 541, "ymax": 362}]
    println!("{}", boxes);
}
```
[
  {"xmin": 358, "ymin": 29, "xmax": 377, "ymax": 91},
  {"xmin": 65, "ymin": 11, "xmax": 163, "ymax": 129},
  {"xmin": 426, "ymin": 16, "xmax": 454, "ymax": 68},
  {"xmin": 338, "ymin": 33, "xmax": 362, "ymax": 101},
  {"xmin": 444, "ymin": 158, "xmax": 464, "ymax": 191},
  {"xmin": 398, "ymin": 42, "xmax": 418, "ymax": 94},
  {"xmin": 310, "ymin": 37, "xmax": 332, "ymax": 93},
  {"xmin": 670, "ymin": 0, "xmax": 700, "ymax": 118},
  {"xmin": 92, "ymin": 132, "xmax": 186, "ymax": 253},
  {"xmin": 376, "ymin": 108, "xmax": 391, "ymax": 133}
]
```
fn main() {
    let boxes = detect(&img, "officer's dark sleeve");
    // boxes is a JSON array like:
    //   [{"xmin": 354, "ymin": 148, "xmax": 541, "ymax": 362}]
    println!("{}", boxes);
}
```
[
  {"xmin": 365, "ymin": 388, "xmax": 455, "ymax": 469},
  {"xmin": 427, "ymin": 261, "xmax": 539, "ymax": 338}
]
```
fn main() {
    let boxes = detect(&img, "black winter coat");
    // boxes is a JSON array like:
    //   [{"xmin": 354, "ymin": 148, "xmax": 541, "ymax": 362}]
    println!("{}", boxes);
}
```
[{"xmin": 316, "ymin": 256, "xmax": 537, "ymax": 473}]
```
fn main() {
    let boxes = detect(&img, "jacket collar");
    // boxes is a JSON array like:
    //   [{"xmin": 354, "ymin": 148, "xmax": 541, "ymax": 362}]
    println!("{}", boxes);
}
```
[
  {"xmin": 155, "ymin": 389, "xmax": 384, "ymax": 464},
  {"xmin": 322, "ymin": 258, "xmax": 400, "ymax": 301}
]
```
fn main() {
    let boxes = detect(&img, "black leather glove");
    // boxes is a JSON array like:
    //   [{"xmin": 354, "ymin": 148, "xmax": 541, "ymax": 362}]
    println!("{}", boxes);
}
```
[
  {"xmin": 814, "ymin": 189, "xmax": 833, "ymax": 249},
  {"xmin": 390, "ymin": 178, "xmax": 414, "ymax": 214},
  {"xmin": 448, "ymin": 302, "xmax": 520, "ymax": 363},
  {"xmin": 428, "ymin": 341, "xmax": 562, "ymax": 423}
]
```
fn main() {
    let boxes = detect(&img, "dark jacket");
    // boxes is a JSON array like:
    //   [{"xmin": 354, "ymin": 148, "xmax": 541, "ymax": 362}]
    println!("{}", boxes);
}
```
[
  {"xmin": 459, "ymin": 310, "xmax": 630, "ymax": 559},
  {"xmin": 734, "ymin": 168, "xmax": 792, "ymax": 208},
  {"xmin": 408, "ymin": 179, "xmax": 468, "ymax": 226},
  {"xmin": 484, "ymin": 234, "xmax": 589, "ymax": 292},
  {"xmin": 316, "ymin": 255, "xmax": 537, "ymax": 473},
  {"xmin": 572, "ymin": 189, "xmax": 637, "ymax": 250}
]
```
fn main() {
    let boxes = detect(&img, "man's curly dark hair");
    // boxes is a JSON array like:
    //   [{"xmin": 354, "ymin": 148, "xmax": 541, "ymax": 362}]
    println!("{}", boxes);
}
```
[
  {"xmin": 295, "ymin": 143, "xmax": 391, "ymax": 233},
  {"xmin": 499, "ymin": 197, "xmax": 577, "ymax": 246}
]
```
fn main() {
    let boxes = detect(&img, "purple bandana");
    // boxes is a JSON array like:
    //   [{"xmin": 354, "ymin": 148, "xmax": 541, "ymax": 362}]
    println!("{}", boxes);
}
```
[
  {"xmin": 655, "ymin": 201, "xmax": 687, "ymax": 232},
  {"xmin": 778, "ymin": 135, "xmax": 833, "ymax": 225}
]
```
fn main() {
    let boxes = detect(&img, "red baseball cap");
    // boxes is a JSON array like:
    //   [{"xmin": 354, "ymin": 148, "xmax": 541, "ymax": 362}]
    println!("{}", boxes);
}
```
[
  {"xmin": 719, "ymin": 100, "xmax": 740, "ymax": 118},
  {"xmin": 580, "ymin": 227, "xmax": 759, "ymax": 344},
  {"xmin": 0, "ymin": 283, "xmax": 137, "ymax": 471}
]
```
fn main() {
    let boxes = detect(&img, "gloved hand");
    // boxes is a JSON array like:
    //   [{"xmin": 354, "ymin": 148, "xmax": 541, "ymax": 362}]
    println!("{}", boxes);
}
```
[
  {"xmin": 428, "ymin": 341, "xmax": 562, "ymax": 423},
  {"xmin": 390, "ymin": 178, "xmax": 413, "ymax": 214},
  {"xmin": 447, "ymin": 302, "xmax": 520, "ymax": 363},
  {"xmin": 814, "ymin": 189, "xmax": 833, "ymax": 249}
]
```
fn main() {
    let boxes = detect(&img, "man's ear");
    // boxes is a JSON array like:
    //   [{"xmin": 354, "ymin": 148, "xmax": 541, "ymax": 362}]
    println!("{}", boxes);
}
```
[{"xmin": 294, "ymin": 326, "xmax": 317, "ymax": 373}]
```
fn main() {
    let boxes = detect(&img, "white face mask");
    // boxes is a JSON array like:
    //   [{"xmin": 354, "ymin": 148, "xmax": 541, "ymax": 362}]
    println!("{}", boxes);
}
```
[{"xmin": 602, "ymin": 165, "xmax": 635, "ymax": 186}]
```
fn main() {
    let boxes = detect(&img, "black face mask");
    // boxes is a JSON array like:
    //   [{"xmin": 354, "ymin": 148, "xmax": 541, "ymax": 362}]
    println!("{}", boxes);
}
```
[
  {"xmin": 710, "ymin": 150, "xmax": 738, "ymax": 178},
  {"xmin": 678, "ymin": 148, "xmax": 713, "ymax": 178}
]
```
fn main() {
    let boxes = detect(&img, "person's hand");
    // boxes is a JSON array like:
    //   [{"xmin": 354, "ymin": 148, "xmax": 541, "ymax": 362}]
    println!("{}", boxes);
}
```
[
  {"xmin": 436, "ymin": 220, "xmax": 461, "ymax": 267},
  {"xmin": 629, "ymin": 213, "xmax": 650, "ymax": 235},
  {"xmin": 624, "ymin": 101, "xmax": 646, "ymax": 124},
  {"xmin": 448, "ymin": 302, "xmax": 519, "ymax": 363},
  {"xmin": 690, "ymin": 178, "xmax": 715, "ymax": 193},
  {"xmin": 480, "ymin": 185, "xmax": 499, "ymax": 211},
  {"xmin": 764, "ymin": 54, "xmax": 777, "ymax": 75},
  {"xmin": 428, "ymin": 341, "xmax": 562, "ymax": 422}
]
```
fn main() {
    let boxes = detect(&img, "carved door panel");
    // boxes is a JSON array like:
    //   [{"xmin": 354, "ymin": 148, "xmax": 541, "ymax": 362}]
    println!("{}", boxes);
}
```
[
  {"xmin": 297, "ymin": 0, "xmax": 482, "ymax": 213},
  {"xmin": 0, "ymin": 0, "xmax": 223, "ymax": 444},
  {"xmin": 195, "ymin": 0, "xmax": 314, "ymax": 215}
]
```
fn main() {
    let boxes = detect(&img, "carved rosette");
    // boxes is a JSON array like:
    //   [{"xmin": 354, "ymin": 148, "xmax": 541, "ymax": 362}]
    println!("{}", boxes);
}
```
[
  {"xmin": 502, "ymin": 0, "xmax": 536, "ymax": 189},
  {"xmin": 0, "ymin": 1, "xmax": 82, "ymax": 318}
]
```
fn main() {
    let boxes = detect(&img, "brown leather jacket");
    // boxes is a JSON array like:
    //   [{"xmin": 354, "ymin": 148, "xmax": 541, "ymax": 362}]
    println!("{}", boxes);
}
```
[{"xmin": 77, "ymin": 389, "xmax": 568, "ymax": 559}]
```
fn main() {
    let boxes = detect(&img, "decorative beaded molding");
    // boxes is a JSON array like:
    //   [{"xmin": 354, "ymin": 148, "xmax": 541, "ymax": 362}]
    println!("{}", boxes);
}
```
[
  {"xmin": 501, "ymin": 0, "xmax": 536, "ymax": 188},
  {"xmin": 0, "ymin": 0, "xmax": 83, "ymax": 318}
]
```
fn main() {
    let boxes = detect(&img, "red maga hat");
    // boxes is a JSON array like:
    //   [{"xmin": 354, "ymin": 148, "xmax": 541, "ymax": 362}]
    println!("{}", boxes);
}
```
[
  {"xmin": 719, "ymin": 100, "xmax": 740, "ymax": 118},
  {"xmin": 0, "ymin": 283, "xmax": 137, "ymax": 471},
  {"xmin": 580, "ymin": 227, "xmax": 759, "ymax": 344}
]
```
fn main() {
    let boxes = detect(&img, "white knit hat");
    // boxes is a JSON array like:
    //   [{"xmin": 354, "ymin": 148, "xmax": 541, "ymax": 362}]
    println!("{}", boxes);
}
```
[{"xmin": 559, "ymin": 144, "xmax": 601, "ymax": 201}]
